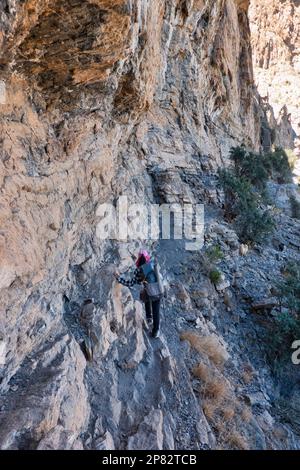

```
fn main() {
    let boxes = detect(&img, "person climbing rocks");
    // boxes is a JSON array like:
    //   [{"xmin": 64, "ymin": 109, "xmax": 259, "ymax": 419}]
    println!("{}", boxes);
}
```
[{"xmin": 114, "ymin": 250, "xmax": 164, "ymax": 338}]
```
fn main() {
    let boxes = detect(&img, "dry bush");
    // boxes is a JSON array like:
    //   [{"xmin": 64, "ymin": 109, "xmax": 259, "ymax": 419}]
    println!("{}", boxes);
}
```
[
  {"xmin": 202, "ymin": 400, "xmax": 216, "ymax": 420},
  {"xmin": 242, "ymin": 370, "xmax": 254, "ymax": 384},
  {"xmin": 212, "ymin": 415, "xmax": 250, "ymax": 450},
  {"xmin": 225, "ymin": 431, "xmax": 249, "ymax": 450},
  {"xmin": 192, "ymin": 363, "xmax": 228, "ymax": 403},
  {"xmin": 180, "ymin": 331, "xmax": 228, "ymax": 367},
  {"xmin": 221, "ymin": 405, "xmax": 235, "ymax": 421},
  {"xmin": 192, "ymin": 363, "xmax": 210, "ymax": 381},
  {"xmin": 184, "ymin": 333, "xmax": 252, "ymax": 450},
  {"xmin": 241, "ymin": 406, "xmax": 252, "ymax": 423},
  {"xmin": 201, "ymin": 377, "xmax": 228, "ymax": 402},
  {"xmin": 242, "ymin": 363, "xmax": 255, "ymax": 384},
  {"xmin": 195, "ymin": 367, "xmax": 251, "ymax": 450},
  {"xmin": 214, "ymin": 419, "xmax": 226, "ymax": 436}
]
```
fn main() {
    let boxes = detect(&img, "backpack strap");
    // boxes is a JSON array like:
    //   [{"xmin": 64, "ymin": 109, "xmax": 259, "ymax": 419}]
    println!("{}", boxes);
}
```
[{"xmin": 141, "ymin": 261, "xmax": 156, "ymax": 283}]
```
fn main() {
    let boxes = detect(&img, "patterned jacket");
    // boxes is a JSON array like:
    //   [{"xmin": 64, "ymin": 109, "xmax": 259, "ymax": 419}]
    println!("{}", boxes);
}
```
[{"xmin": 117, "ymin": 268, "xmax": 145, "ymax": 287}]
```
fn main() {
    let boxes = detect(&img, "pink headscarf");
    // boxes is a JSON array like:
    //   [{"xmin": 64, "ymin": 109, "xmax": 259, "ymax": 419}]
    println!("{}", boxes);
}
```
[{"xmin": 136, "ymin": 249, "xmax": 151, "ymax": 267}]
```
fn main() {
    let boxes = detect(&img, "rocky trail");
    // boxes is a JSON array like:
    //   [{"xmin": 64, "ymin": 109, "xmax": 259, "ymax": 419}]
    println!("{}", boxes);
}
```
[
  {"xmin": 70, "ymin": 209, "xmax": 300, "ymax": 450},
  {"xmin": 77, "ymin": 237, "xmax": 213, "ymax": 450}
]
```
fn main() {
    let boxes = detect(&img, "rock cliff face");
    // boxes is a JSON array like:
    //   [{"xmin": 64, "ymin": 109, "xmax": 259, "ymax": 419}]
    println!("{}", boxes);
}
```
[
  {"xmin": 249, "ymin": 0, "xmax": 300, "ymax": 150},
  {"xmin": 0, "ymin": 1, "xmax": 299, "ymax": 450}
]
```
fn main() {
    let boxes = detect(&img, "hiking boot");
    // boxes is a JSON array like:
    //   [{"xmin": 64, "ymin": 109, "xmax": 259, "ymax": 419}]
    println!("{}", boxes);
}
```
[
  {"xmin": 151, "ymin": 329, "xmax": 160, "ymax": 339},
  {"xmin": 146, "ymin": 317, "xmax": 153, "ymax": 327}
]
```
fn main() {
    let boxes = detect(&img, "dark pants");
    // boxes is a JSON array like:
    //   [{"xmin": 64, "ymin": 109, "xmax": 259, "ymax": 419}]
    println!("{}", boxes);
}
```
[{"xmin": 145, "ymin": 299, "xmax": 160, "ymax": 334}]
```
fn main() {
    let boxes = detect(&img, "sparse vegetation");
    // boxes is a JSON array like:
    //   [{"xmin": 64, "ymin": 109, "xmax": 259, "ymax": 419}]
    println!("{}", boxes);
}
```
[
  {"xmin": 202, "ymin": 400, "xmax": 216, "ymax": 420},
  {"xmin": 206, "ymin": 244, "xmax": 224, "ymax": 263},
  {"xmin": 219, "ymin": 167, "xmax": 274, "ymax": 244},
  {"xmin": 219, "ymin": 168, "xmax": 256, "ymax": 220},
  {"xmin": 209, "ymin": 268, "xmax": 222, "ymax": 285},
  {"xmin": 218, "ymin": 145, "xmax": 291, "ymax": 244},
  {"xmin": 180, "ymin": 331, "xmax": 228, "ymax": 367},
  {"xmin": 242, "ymin": 364, "xmax": 255, "ymax": 385},
  {"xmin": 182, "ymin": 331, "xmax": 255, "ymax": 449},
  {"xmin": 268, "ymin": 262, "xmax": 300, "ymax": 365},
  {"xmin": 191, "ymin": 358, "xmax": 251, "ymax": 450},
  {"xmin": 192, "ymin": 363, "xmax": 210, "ymax": 381},
  {"xmin": 180, "ymin": 320, "xmax": 267, "ymax": 450},
  {"xmin": 229, "ymin": 146, "xmax": 269, "ymax": 190},
  {"xmin": 265, "ymin": 147, "xmax": 293, "ymax": 184},
  {"xmin": 229, "ymin": 146, "xmax": 292, "ymax": 187},
  {"xmin": 231, "ymin": 145, "xmax": 293, "ymax": 184},
  {"xmin": 225, "ymin": 431, "xmax": 249, "ymax": 450},
  {"xmin": 220, "ymin": 405, "xmax": 235, "ymax": 421},
  {"xmin": 241, "ymin": 407, "xmax": 252, "ymax": 423},
  {"xmin": 200, "ymin": 245, "xmax": 224, "ymax": 287},
  {"xmin": 277, "ymin": 262, "xmax": 300, "ymax": 316},
  {"xmin": 201, "ymin": 376, "xmax": 227, "ymax": 401},
  {"xmin": 236, "ymin": 204, "xmax": 275, "ymax": 245},
  {"xmin": 192, "ymin": 363, "xmax": 229, "ymax": 406}
]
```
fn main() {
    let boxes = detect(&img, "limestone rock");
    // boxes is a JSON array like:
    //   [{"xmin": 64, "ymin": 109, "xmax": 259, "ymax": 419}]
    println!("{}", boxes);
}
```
[
  {"xmin": 37, "ymin": 426, "xmax": 83, "ymax": 450},
  {"xmin": 0, "ymin": 335, "xmax": 89, "ymax": 450},
  {"xmin": 0, "ymin": 0, "xmax": 299, "ymax": 452},
  {"xmin": 252, "ymin": 298, "xmax": 279, "ymax": 312},
  {"xmin": 216, "ymin": 274, "xmax": 231, "ymax": 292},
  {"xmin": 249, "ymin": 0, "xmax": 300, "ymax": 152},
  {"xmin": 127, "ymin": 410, "xmax": 164, "ymax": 450},
  {"xmin": 94, "ymin": 431, "xmax": 115, "ymax": 451}
]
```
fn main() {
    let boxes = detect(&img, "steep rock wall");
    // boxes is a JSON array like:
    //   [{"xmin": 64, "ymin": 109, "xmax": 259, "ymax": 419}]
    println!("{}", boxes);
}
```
[
  {"xmin": 0, "ymin": 0, "xmax": 299, "ymax": 450},
  {"xmin": 249, "ymin": 0, "xmax": 300, "ymax": 149}
]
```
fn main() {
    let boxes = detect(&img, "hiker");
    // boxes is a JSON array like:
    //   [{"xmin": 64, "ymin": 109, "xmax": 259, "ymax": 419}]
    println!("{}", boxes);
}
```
[{"xmin": 114, "ymin": 250, "xmax": 164, "ymax": 338}]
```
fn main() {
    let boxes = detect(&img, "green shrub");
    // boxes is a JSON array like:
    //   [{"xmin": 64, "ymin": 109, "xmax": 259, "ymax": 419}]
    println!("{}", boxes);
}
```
[
  {"xmin": 218, "ymin": 145, "xmax": 295, "ymax": 244},
  {"xmin": 209, "ymin": 269, "xmax": 222, "ymax": 284},
  {"xmin": 229, "ymin": 146, "xmax": 269, "ymax": 190},
  {"xmin": 206, "ymin": 245, "xmax": 224, "ymax": 263},
  {"xmin": 201, "ymin": 246, "xmax": 224, "ymax": 285},
  {"xmin": 268, "ymin": 263, "xmax": 300, "ymax": 365},
  {"xmin": 268, "ymin": 311, "xmax": 300, "ymax": 366},
  {"xmin": 235, "ymin": 207, "xmax": 275, "ymax": 244},
  {"xmin": 219, "ymin": 168, "xmax": 274, "ymax": 244},
  {"xmin": 266, "ymin": 147, "xmax": 292, "ymax": 184},
  {"xmin": 290, "ymin": 195, "xmax": 300, "ymax": 219},
  {"xmin": 275, "ymin": 311, "xmax": 300, "ymax": 338},
  {"xmin": 230, "ymin": 146, "xmax": 293, "ymax": 186},
  {"xmin": 276, "ymin": 262, "xmax": 300, "ymax": 314},
  {"xmin": 219, "ymin": 169, "xmax": 255, "ymax": 217}
]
